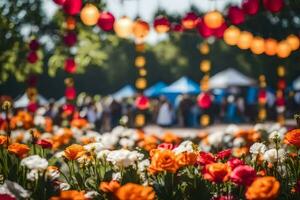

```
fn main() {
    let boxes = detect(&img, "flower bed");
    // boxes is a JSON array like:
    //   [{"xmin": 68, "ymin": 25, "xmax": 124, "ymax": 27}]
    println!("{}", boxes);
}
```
[{"xmin": 0, "ymin": 110, "xmax": 300, "ymax": 199}]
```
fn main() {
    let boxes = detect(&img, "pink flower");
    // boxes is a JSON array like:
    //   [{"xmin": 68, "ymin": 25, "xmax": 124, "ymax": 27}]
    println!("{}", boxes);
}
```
[
  {"xmin": 158, "ymin": 143, "xmax": 174, "ymax": 150},
  {"xmin": 216, "ymin": 149, "xmax": 232, "ymax": 160},
  {"xmin": 36, "ymin": 139, "xmax": 53, "ymax": 149},
  {"xmin": 230, "ymin": 165, "xmax": 256, "ymax": 186},
  {"xmin": 197, "ymin": 152, "xmax": 216, "ymax": 166},
  {"xmin": 227, "ymin": 158, "xmax": 245, "ymax": 169}
]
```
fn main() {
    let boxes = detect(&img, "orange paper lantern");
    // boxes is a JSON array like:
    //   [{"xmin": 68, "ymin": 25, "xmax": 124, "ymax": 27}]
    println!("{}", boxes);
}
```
[
  {"xmin": 80, "ymin": 4, "xmax": 100, "ymax": 26},
  {"xmin": 264, "ymin": 38, "xmax": 278, "ymax": 56},
  {"xmin": 66, "ymin": 16, "xmax": 76, "ymax": 30},
  {"xmin": 286, "ymin": 34, "xmax": 300, "ymax": 51},
  {"xmin": 132, "ymin": 20, "xmax": 150, "ymax": 39},
  {"xmin": 250, "ymin": 37, "xmax": 265, "ymax": 54},
  {"xmin": 237, "ymin": 31, "xmax": 253, "ymax": 49},
  {"xmin": 224, "ymin": 26, "xmax": 241, "ymax": 46},
  {"xmin": 181, "ymin": 12, "xmax": 199, "ymax": 30},
  {"xmin": 135, "ymin": 78, "xmax": 147, "ymax": 89},
  {"xmin": 114, "ymin": 16, "xmax": 133, "ymax": 38},
  {"xmin": 277, "ymin": 40, "xmax": 291, "ymax": 58},
  {"xmin": 204, "ymin": 11, "xmax": 224, "ymax": 29}
]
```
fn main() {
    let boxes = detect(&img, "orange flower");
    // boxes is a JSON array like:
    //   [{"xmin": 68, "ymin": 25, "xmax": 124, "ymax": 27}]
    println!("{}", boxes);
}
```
[
  {"xmin": 232, "ymin": 147, "xmax": 249, "ymax": 158},
  {"xmin": 8, "ymin": 143, "xmax": 30, "ymax": 158},
  {"xmin": 99, "ymin": 180, "xmax": 121, "ymax": 193},
  {"xmin": 50, "ymin": 190, "xmax": 87, "ymax": 200},
  {"xmin": 284, "ymin": 129, "xmax": 300, "ymax": 148},
  {"xmin": 138, "ymin": 135, "xmax": 158, "ymax": 151},
  {"xmin": 245, "ymin": 176, "xmax": 280, "ymax": 200},
  {"xmin": 176, "ymin": 152, "xmax": 198, "ymax": 167},
  {"xmin": 148, "ymin": 149, "xmax": 179, "ymax": 174},
  {"xmin": 162, "ymin": 132, "xmax": 181, "ymax": 144},
  {"xmin": 203, "ymin": 163, "xmax": 231, "ymax": 183},
  {"xmin": 114, "ymin": 183, "xmax": 155, "ymax": 200},
  {"xmin": 71, "ymin": 118, "xmax": 88, "ymax": 129},
  {"xmin": 0, "ymin": 135, "xmax": 8, "ymax": 145},
  {"xmin": 235, "ymin": 130, "xmax": 260, "ymax": 143},
  {"xmin": 64, "ymin": 144, "xmax": 85, "ymax": 160}
]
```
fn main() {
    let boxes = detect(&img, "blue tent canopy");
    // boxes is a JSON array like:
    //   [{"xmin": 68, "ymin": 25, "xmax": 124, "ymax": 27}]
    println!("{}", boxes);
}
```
[
  {"xmin": 144, "ymin": 82, "xmax": 167, "ymax": 97},
  {"xmin": 160, "ymin": 76, "xmax": 200, "ymax": 94},
  {"xmin": 112, "ymin": 85, "xmax": 136, "ymax": 101}
]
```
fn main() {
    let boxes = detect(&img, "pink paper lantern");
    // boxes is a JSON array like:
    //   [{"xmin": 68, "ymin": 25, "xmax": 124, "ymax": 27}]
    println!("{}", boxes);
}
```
[
  {"xmin": 135, "ymin": 95, "xmax": 150, "ymax": 110},
  {"xmin": 197, "ymin": 93, "xmax": 212, "ymax": 109},
  {"xmin": 27, "ymin": 102, "xmax": 38, "ymax": 113},
  {"xmin": 228, "ymin": 6, "xmax": 245, "ymax": 25},
  {"xmin": 242, "ymin": 0, "xmax": 260, "ymax": 15},
  {"xmin": 64, "ymin": 58, "xmax": 76, "ymax": 73},
  {"xmin": 97, "ymin": 12, "xmax": 115, "ymax": 31},
  {"xmin": 63, "ymin": 0, "xmax": 82, "ymax": 15}
]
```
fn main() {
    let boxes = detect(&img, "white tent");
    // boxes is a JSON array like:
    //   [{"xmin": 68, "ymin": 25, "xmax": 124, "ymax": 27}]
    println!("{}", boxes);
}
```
[
  {"xmin": 14, "ymin": 93, "xmax": 48, "ymax": 108},
  {"xmin": 209, "ymin": 68, "xmax": 256, "ymax": 89},
  {"xmin": 293, "ymin": 76, "xmax": 300, "ymax": 90}
]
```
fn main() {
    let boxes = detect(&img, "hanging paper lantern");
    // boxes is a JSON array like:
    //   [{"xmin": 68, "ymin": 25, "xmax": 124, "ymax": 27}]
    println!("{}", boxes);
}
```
[
  {"xmin": 135, "ymin": 43, "xmax": 145, "ymax": 52},
  {"xmin": 64, "ymin": 58, "xmax": 76, "ymax": 73},
  {"xmin": 154, "ymin": 16, "xmax": 170, "ymax": 33},
  {"xmin": 197, "ymin": 20, "xmax": 214, "ymax": 38},
  {"xmin": 29, "ymin": 39, "xmax": 39, "ymax": 51},
  {"xmin": 63, "ymin": 0, "xmax": 82, "ymax": 15},
  {"xmin": 237, "ymin": 31, "xmax": 253, "ymax": 49},
  {"xmin": 250, "ymin": 37, "xmax": 265, "ymax": 55},
  {"xmin": 286, "ymin": 34, "xmax": 300, "ymax": 51},
  {"xmin": 135, "ymin": 78, "xmax": 147, "ymax": 89},
  {"xmin": 80, "ymin": 3, "xmax": 99, "ymax": 26},
  {"xmin": 172, "ymin": 23, "xmax": 184, "ymax": 32},
  {"xmin": 258, "ymin": 108, "xmax": 267, "ymax": 120},
  {"xmin": 197, "ymin": 93, "xmax": 212, "ymax": 109},
  {"xmin": 182, "ymin": 12, "xmax": 199, "ymax": 30},
  {"xmin": 264, "ymin": 38, "xmax": 278, "ymax": 56},
  {"xmin": 213, "ymin": 22, "xmax": 228, "ymax": 39},
  {"xmin": 27, "ymin": 51, "xmax": 38, "ymax": 64},
  {"xmin": 63, "ymin": 31, "xmax": 77, "ymax": 46},
  {"xmin": 203, "ymin": 11, "xmax": 224, "ymax": 29},
  {"xmin": 135, "ymin": 114, "xmax": 145, "ymax": 127},
  {"xmin": 135, "ymin": 95, "xmax": 150, "ymax": 110},
  {"xmin": 64, "ymin": 77, "xmax": 74, "ymax": 87},
  {"xmin": 53, "ymin": 0, "xmax": 66, "ymax": 5},
  {"xmin": 200, "ymin": 60, "xmax": 211, "ymax": 72},
  {"xmin": 223, "ymin": 26, "xmax": 240, "ymax": 46},
  {"xmin": 200, "ymin": 114, "xmax": 210, "ymax": 126},
  {"xmin": 228, "ymin": 6, "xmax": 245, "ymax": 25},
  {"xmin": 199, "ymin": 42, "xmax": 210, "ymax": 55},
  {"xmin": 258, "ymin": 89, "xmax": 267, "ymax": 104},
  {"xmin": 263, "ymin": 0, "xmax": 284, "ymax": 13},
  {"xmin": 242, "ymin": 0, "xmax": 260, "ymax": 15},
  {"xmin": 27, "ymin": 102, "xmax": 38, "ymax": 113},
  {"xmin": 65, "ymin": 86, "xmax": 76, "ymax": 100},
  {"xmin": 277, "ymin": 66, "xmax": 285, "ymax": 77},
  {"xmin": 63, "ymin": 104, "xmax": 75, "ymax": 115},
  {"xmin": 114, "ymin": 16, "xmax": 133, "ymax": 38},
  {"xmin": 139, "ymin": 69, "xmax": 147, "ymax": 76},
  {"xmin": 277, "ymin": 79, "xmax": 286, "ymax": 90},
  {"xmin": 132, "ymin": 20, "xmax": 150, "ymax": 39},
  {"xmin": 66, "ymin": 16, "xmax": 76, "ymax": 30},
  {"xmin": 135, "ymin": 56, "xmax": 146, "ymax": 68},
  {"xmin": 97, "ymin": 12, "xmax": 115, "ymax": 31},
  {"xmin": 277, "ymin": 40, "xmax": 291, "ymax": 58}
]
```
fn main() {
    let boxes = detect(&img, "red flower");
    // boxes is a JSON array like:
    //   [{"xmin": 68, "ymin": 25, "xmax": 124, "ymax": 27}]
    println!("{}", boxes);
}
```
[
  {"xmin": 227, "ymin": 157, "xmax": 245, "ymax": 169},
  {"xmin": 216, "ymin": 149, "xmax": 232, "ymax": 160},
  {"xmin": 27, "ymin": 51, "xmax": 38, "ymax": 64},
  {"xmin": 36, "ymin": 139, "xmax": 53, "ymax": 149},
  {"xmin": 157, "ymin": 143, "xmax": 174, "ymax": 150},
  {"xmin": 197, "ymin": 152, "xmax": 216, "ymax": 166},
  {"xmin": 0, "ymin": 194, "xmax": 16, "ymax": 200},
  {"xmin": 63, "ymin": 32, "xmax": 77, "ymax": 47},
  {"xmin": 29, "ymin": 39, "xmax": 39, "ymax": 51},
  {"xmin": 230, "ymin": 165, "xmax": 256, "ymax": 186}
]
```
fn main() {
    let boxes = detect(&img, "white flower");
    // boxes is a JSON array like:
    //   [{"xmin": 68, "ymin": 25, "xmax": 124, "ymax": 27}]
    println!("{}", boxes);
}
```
[
  {"xmin": 21, "ymin": 155, "xmax": 48, "ymax": 171},
  {"xmin": 173, "ymin": 141, "xmax": 194, "ymax": 155},
  {"xmin": 96, "ymin": 150, "xmax": 111, "ymax": 159},
  {"xmin": 233, "ymin": 137, "xmax": 245, "ymax": 147},
  {"xmin": 138, "ymin": 159, "xmax": 150, "ymax": 172},
  {"xmin": 119, "ymin": 138, "xmax": 135, "ymax": 148},
  {"xmin": 263, "ymin": 148, "xmax": 285, "ymax": 163},
  {"xmin": 225, "ymin": 124, "xmax": 239, "ymax": 135},
  {"xmin": 34, "ymin": 115, "xmax": 45, "ymax": 126},
  {"xmin": 59, "ymin": 183, "xmax": 70, "ymax": 191},
  {"xmin": 27, "ymin": 169, "xmax": 39, "ymax": 181},
  {"xmin": 250, "ymin": 143, "xmax": 267, "ymax": 155},
  {"xmin": 253, "ymin": 123, "xmax": 265, "ymax": 131},
  {"xmin": 106, "ymin": 149, "xmax": 143, "ymax": 168},
  {"xmin": 268, "ymin": 131, "xmax": 284, "ymax": 143},
  {"xmin": 112, "ymin": 172, "xmax": 121, "ymax": 181},
  {"xmin": 111, "ymin": 126, "xmax": 126, "ymax": 136},
  {"xmin": 207, "ymin": 132, "xmax": 224, "ymax": 146},
  {"xmin": 84, "ymin": 142, "xmax": 104, "ymax": 153},
  {"xmin": 85, "ymin": 191, "xmax": 99, "ymax": 199},
  {"xmin": 54, "ymin": 151, "xmax": 65, "ymax": 159},
  {"xmin": 100, "ymin": 133, "xmax": 118, "ymax": 149}
]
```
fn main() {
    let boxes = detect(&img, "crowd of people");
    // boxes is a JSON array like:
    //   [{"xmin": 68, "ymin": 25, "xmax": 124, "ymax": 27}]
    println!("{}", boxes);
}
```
[{"xmin": 3, "ymin": 88, "xmax": 300, "ymax": 131}]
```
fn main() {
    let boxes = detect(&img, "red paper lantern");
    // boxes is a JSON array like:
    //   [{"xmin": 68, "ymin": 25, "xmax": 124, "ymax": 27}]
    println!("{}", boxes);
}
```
[
  {"xmin": 258, "ymin": 89, "xmax": 267, "ymax": 104},
  {"xmin": 263, "ymin": 0, "xmax": 284, "ymax": 13},
  {"xmin": 277, "ymin": 79, "xmax": 286, "ymax": 90},
  {"xmin": 242, "ymin": 0, "xmax": 259, "ymax": 15},
  {"xmin": 197, "ymin": 20, "xmax": 214, "ymax": 38},
  {"xmin": 63, "ymin": 0, "xmax": 82, "ymax": 15},
  {"xmin": 135, "ymin": 95, "xmax": 150, "ymax": 110},
  {"xmin": 172, "ymin": 23, "xmax": 184, "ymax": 32},
  {"xmin": 182, "ymin": 12, "xmax": 199, "ymax": 30},
  {"xmin": 53, "ymin": 0, "xmax": 66, "ymax": 5},
  {"xmin": 65, "ymin": 86, "xmax": 76, "ymax": 100},
  {"xmin": 27, "ymin": 51, "xmax": 38, "ymax": 64},
  {"xmin": 97, "ymin": 12, "xmax": 115, "ymax": 31},
  {"xmin": 27, "ymin": 102, "xmax": 38, "ymax": 113},
  {"xmin": 154, "ymin": 16, "xmax": 170, "ymax": 33},
  {"xmin": 228, "ymin": 6, "xmax": 245, "ymax": 25},
  {"xmin": 63, "ymin": 104, "xmax": 75, "ymax": 115},
  {"xmin": 275, "ymin": 96, "xmax": 285, "ymax": 107},
  {"xmin": 63, "ymin": 32, "xmax": 77, "ymax": 46},
  {"xmin": 213, "ymin": 22, "xmax": 228, "ymax": 38},
  {"xmin": 64, "ymin": 58, "xmax": 76, "ymax": 73},
  {"xmin": 197, "ymin": 93, "xmax": 212, "ymax": 109},
  {"xmin": 29, "ymin": 39, "xmax": 39, "ymax": 51}
]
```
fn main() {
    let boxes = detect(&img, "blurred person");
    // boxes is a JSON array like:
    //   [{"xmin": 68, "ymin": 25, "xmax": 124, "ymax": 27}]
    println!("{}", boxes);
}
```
[
  {"xmin": 178, "ymin": 94, "xmax": 193, "ymax": 127},
  {"xmin": 157, "ymin": 96, "xmax": 173, "ymax": 127},
  {"xmin": 110, "ymin": 99, "xmax": 122, "ymax": 128}
]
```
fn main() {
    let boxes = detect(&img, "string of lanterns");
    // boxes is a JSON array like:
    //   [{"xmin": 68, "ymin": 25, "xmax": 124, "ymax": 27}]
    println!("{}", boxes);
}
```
[
  {"xmin": 276, "ymin": 66, "xmax": 286, "ymax": 124},
  {"xmin": 257, "ymin": 75, "xmax": 267, "ymax": 122}
]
